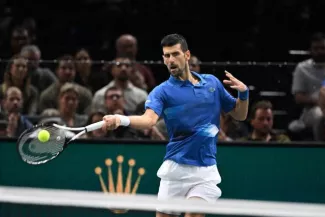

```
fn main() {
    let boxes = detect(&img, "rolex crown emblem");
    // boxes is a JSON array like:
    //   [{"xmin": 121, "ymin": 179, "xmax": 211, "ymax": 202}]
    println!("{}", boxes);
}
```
[{"xmin": 95, "ymin": 155, "xmax": 145, "ymax": 214}]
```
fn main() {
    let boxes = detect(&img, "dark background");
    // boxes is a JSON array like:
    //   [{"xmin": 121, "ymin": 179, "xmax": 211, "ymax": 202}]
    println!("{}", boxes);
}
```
[{"xmin": 1, "ymin": 0, "xmax": 324, "ymax": 62}]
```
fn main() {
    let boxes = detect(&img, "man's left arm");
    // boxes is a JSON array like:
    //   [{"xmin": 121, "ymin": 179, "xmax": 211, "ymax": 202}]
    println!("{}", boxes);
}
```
[{"xmin": 223, "ymin": 71, "xmax": 249, "ymax": 121}]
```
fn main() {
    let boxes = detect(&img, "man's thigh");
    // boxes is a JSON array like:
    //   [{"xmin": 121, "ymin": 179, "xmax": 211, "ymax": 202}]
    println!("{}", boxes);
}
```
[{"xmin": 157, "ymin": 179, "xmax": 190, "ymax": 216}]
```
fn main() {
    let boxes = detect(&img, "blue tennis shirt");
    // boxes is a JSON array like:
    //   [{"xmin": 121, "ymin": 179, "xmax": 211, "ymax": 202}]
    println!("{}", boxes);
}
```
[{"xmin": 145, "ymin": 71, "xmax": 236, "ymax": 166}]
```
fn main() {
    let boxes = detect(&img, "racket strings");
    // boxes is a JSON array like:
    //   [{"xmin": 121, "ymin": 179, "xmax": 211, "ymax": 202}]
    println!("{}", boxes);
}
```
[{"xmin": 18, "ymin": 126, "xmax": 66, "ymax": 164}]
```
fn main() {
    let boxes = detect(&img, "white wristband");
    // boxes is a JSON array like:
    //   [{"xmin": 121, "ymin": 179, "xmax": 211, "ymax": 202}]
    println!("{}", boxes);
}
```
[{"xmin": 115, "ymin": 114, "xmax": 130, "ymax": 127}]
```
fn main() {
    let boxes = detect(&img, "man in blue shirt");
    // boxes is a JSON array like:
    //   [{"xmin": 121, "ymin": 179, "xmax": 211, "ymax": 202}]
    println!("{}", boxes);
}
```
[{"xmin": 102, "ymin": 33, "xmax": 249, "ymax": 217}]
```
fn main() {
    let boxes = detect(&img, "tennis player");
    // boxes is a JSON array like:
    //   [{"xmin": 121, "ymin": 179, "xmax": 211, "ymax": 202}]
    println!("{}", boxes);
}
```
[{"xmin": 102, "ymin": 33, "xmax": 249, "ymax": 217}]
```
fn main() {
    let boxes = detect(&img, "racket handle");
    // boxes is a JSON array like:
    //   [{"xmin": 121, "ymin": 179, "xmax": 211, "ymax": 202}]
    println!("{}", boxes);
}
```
[{"xmin": 85, "ymin": 121, "xmax": 104, "ymax": 132}]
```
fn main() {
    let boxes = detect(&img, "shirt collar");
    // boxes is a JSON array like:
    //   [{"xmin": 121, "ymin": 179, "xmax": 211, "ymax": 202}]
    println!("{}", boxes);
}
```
[{"xmin": 168, "ymin": 71, "xmax": 206, "ymax": 86}]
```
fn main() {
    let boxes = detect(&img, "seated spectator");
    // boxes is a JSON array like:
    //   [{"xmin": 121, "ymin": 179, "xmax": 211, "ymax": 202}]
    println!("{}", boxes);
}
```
[
  {"xmin": 74, "ymin": 48, "xmax": 108, "ymax": 93},
  {"xmin": 314, "ymin": 84, "xmax": 325, "ymax": 141},
  {"xmin": 0, "ymin": 54, "xmax": 39, "ymax": 115},
  {"xmin": 189, "ymin": 55, "xmax": 201, "ymax": 73},
  {"xmin": 0, "ymin": 87, "xmax": 32, "ymax": 137},
  {"xmin": 83, "ymin": 110, "xmax": 108, "ymax": 139},
  {"xmin": 39, "ymin": 55, "xmax": 92, "ymax": 114},
  {"xmin": 115, "ymin": 34, "xmax": 156, "ymax": 90},
  {"xmin": 40, "ymin": 84, "xmax": 88, "ymax": 128},
  {"xmin": 104, "ymin": 86, "xmax": 141, "ymax": 139},
  {"xmin": 38, "ymin": 113, "xmax": 76, "ymax": 139},
  {"xmin": 289, "ymin": 33, "xmax": 325, "ymax": 139},
  {"xmin": 92, "ymin": 56, "xmax": 148, "ymax": 114},
  {"xmin": 10, "ymin": 26, "xmax": 31, "ymax": 56},
  {"xmin": 56, "ymin": 83, "xmax": 88, "ymax": 127},
  {"xmin": 134, "ymin": 100, "xmax": 166, "ymax": 140},
  {"xmin": 21, "ymin": 45, "xmax": 57, "ymax": 93},
  {"xmin": 218, "ymin": 112, "xmax": 249, "ymax": 141},
  {"xmin": 240, "ymin": 100, "xmax": 290, "ymax": 142}
]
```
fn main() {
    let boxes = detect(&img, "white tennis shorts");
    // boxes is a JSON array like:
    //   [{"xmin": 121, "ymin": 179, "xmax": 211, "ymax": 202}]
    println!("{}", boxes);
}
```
[{"xmin": 156, "ymin": 160, "xmax": 222, "ymax": 215}]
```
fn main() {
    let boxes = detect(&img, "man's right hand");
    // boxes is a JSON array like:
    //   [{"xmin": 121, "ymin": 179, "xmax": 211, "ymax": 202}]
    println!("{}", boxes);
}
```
[{"xmin": 102, "ymin": 115, "xmax": 121, "ymax": 132}]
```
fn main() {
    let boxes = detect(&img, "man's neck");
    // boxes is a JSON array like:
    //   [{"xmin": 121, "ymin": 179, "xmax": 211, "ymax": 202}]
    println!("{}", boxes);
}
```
[
  {"xmin": 78, "ymin": 69, "xmax": 90, "ymax": 81},
  {"xmin": 60, "ymin": 112, "xmax": 74, "ymax": 126},
  {"xmin": 251, "ymin": 130, "xmax": 271, "ymax": 141},
  {"xmin": 114, "ymin": 79, "xmax": 129, "ymax": 89},
  {"xmin": 12, "ymin": 79, "xmax": 24, "ymax": 89}
]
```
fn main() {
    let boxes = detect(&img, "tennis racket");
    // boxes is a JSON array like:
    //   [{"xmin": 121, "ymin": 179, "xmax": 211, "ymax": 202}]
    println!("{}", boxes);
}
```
[{"xmin": 17, "ymin": 121, "xmax": 104, "ymax": 165}]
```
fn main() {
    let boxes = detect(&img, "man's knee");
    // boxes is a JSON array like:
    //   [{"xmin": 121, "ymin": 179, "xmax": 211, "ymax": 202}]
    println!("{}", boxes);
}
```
[
  {"xmin": 184, "ymin": 196, "xmax": 206, "ymax": 217},
  {"xmin": 184, "ymin": 212, "xmax": 205, "ymax": 217}
]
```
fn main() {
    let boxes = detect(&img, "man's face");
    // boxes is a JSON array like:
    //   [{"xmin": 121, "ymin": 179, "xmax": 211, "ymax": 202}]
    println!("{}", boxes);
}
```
[
  {"xmin": 162, "ymin": 44, "xmax": 190, "ymax": 78},
  {"xmin": 189, "ymin": 56, "xmax": 200, "ymax": 72},
  {"xmin": 21, "ymin": 50, "xmax": 40, "ymax": 71},
  {"xmin": 75, "ymin": 50, "xmax": 91, "ymax": 72},
  {"xmin": 311, "ymin": 40, "xmax": 325, "ymax": 63},
  {"xmin": 4, "ymin": 90, "xmax": 23, "ymax": 113},
  {"xmin": 117, "ymin": 39, "xmax": 137, "ymax": 60},
  {"xmin": 111, "ymin": 58, "xmax": 132, "ymax": 81},
  {"xmin": 59, "ymin": 91, "xmax": 78, "ymax": 114},
  {"xmin": 11, "ymin": 29, "xmax": 30, "ymax": 54},
  {"xmin": 10, "ymin": 58, "xmax": 28, "ymax": 80},
  {"xmin": 57, "ymin": 61, "xmax": 76, "ymax": 83},
  {"xmin": 251, "ymin": 108, "xmax": 273, "ymax": 135},
  {"xmin": 105, "ymin": 89, "xmax": 124, "ymax": 113}
]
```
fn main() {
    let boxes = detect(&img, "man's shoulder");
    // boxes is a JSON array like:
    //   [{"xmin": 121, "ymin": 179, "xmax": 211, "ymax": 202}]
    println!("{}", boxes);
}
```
[
  {"xmin": 200, "ymin": 73, "xmax": 223, "ymax": 87},
  {"xmin": 297, "ymin": 58, "xmax": 313, "ymax": 70},
  {"xmin": 40, "ymin": 83, "xmax": 57, "ymax": 98},
  {"xmin": 74, "ymin": 83, "xmax": 92, "ymax": 95},
  {"xmin": 129, "ymin": 84, "xmax": 148, "ymax": 96}
]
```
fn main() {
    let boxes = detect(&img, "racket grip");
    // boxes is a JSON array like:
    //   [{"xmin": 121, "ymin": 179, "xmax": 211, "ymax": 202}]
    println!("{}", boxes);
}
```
[{"xmin": 85, "ymin": 121, "xmax": 104, "ymax": 132}]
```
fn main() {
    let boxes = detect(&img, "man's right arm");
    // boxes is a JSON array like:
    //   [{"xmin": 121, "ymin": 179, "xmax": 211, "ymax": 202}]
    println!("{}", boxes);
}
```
[
  {"xmin": 102, "ymin": 109, "xmax": 159, "ymax": 132},
  {"xmin": 294, "ymin": 92, "xmax": 318, "ymax": 106},
  {"xmin": 128, "ymin": 109, "xmax": 159, "ymax": 129}
]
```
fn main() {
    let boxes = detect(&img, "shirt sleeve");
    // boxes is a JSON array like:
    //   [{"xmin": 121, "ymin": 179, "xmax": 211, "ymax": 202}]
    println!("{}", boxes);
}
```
[
  {"xmin": 215, "ymin": 77, "xmax": 237, "ymax": 113},
  {"xmin": 145, "ymin": 85, "xmax": 164, "ymax": 117},
  {"xmin": 292, "ymin": 64, "xmax": 307, "ymax": 94}
]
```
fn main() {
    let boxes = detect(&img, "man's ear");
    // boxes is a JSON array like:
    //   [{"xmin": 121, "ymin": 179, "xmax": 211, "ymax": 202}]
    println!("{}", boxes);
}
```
[{"xmin": 185, "ymin": 50, "xmax": 191, "ymax": 61}]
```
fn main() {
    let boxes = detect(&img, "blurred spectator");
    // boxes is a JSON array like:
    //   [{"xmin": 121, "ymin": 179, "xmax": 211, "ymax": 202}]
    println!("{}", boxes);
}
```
[
  {"xmin": 240, "ymin": 100, "xmax": 290, "ymax": 142},
  {"xmin": 38, "ymin": 108, "xmax": 76, "ymax": 138},
  {"xmin": 0, "ymin": 54, "xmax": 39, "ymax": 115},
  {"xmin": 218, "ymin": 112, "xmax": 249, "ymax": 141},
  {"xmin": 92, "ymin": 56, "xmax": 147, "ymax": 114},
  {"xmin": 289, "ymin": 32, "xmax": 325, "ymax": 138},
  {"xmin": 21, "ymin": 45, "xmax": 57, "ymax": 92},
  {"xmin": 0, "ymin": 87, "xmax": 32, "ymax": 137},
  {"xmin": 314, "ymin": 84, "xmax": 325, "ymax": 141},
  {"xmin": 83, "ymin": 110, "xmax": 108, "ymax": 139},
  {"xmin": 104, "ymin": 86, "xmax": 142, "ymax": 139},
  {"xmin": 74, "ymin": 48, "xmax": 108, "ymax": 93},
  {"xmin": 116, "ymin": 34, "xmax": 156, "ymax": 90},
  {"xmin": 189, "ymin": 55, "xmax": 201, "ymax": 73},
  {"xmin": 104, "ymin": 86, "xmax": 125, "ymax": 114},
  {"xmin": 56, "ymin": 83, "xmax": 87, "ymax": 127},
  {"xmin": 22, "ymin": 17, "xmax": 37, "ymax": 44},
  {"xmin": 10, "ymin": 26, "xmax": 31, "ymax": 56},
  {"xmin": 39, "ymin": 55, "xmax": 92, "ymax": 114},
  {"xmin": 134, "ymin": 100, "xmax": 166, "ymax": 141}
]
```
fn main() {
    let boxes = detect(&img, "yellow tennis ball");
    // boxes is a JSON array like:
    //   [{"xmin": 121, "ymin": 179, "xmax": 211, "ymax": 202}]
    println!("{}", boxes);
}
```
[{"xmin": 38, "ymin": 130, "xmax": 50, "ymax": 142}]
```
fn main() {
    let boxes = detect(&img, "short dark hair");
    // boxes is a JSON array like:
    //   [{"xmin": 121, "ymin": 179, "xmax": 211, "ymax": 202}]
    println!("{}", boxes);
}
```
[
  {"xmin": 311, "ymin": 32, "xmax": 325, "ymax": 43},
  {"xmin": 250, "ymin": 100, "xmax": 273, "ymax": 119},
  {"xmin": 104, "ymin": 86, "xmax": 123, "ymax": 99},
  {"xmin": 56, "ymin": 54, "xmax": 75, "ymax": 70},
  {"xmin": 161, "ymin": 33, "xmax": 188, "ymax": 52}
]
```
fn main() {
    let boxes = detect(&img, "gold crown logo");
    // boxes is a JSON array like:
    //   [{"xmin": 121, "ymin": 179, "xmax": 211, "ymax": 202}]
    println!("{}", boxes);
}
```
[{"xmin": 94, "ymin": 155, "xmax": 146, "ymax": 214}]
